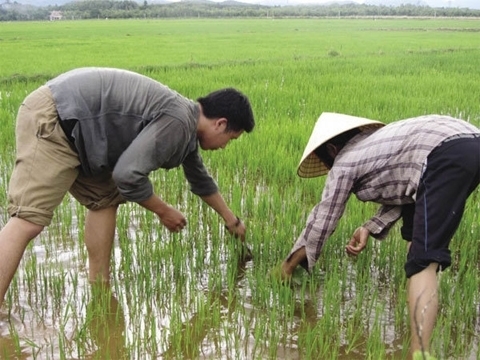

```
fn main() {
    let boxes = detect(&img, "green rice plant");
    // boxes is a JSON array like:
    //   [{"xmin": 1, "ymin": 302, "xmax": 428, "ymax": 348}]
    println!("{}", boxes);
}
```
[{"xmin": 0, "ymin": 17, "xmax": 479, "ymax": 359}]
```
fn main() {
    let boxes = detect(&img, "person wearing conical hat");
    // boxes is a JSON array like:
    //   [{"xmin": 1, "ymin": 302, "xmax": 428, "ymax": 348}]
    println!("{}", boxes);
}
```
[{"xmin": 279, "ymin": 112, "xmax": 480, "ymax": 360}]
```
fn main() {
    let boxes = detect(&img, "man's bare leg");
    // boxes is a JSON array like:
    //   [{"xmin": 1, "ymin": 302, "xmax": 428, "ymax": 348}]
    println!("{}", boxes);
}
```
[
  {"xmin": 0, "ymin": 217, "xmax": 44, "ymax": 307},
  {"xmin": 84, "ymin": 206, "xmax": 118, "ymax": 285},
  {"xmin": 407, "ymin": 262, "xmax": 439, "ymax": 358}
]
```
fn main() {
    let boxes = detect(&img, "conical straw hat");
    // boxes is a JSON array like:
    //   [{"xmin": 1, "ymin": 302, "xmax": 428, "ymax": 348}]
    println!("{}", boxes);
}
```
[{"xmin": 297, "ymin": 112, "xmax": 385, "ymax": 178}]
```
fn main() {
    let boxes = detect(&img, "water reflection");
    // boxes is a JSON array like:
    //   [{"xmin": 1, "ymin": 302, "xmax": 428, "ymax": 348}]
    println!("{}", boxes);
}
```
[
  {"xmin": 161, "ymin": 250, "xmax": 252, "ymax": 359},
  {"xmin": 2, "ymin": 211, "xmax": 479, "ymax": 360},
  {"xmin": 84, "ymin": 286, "xmax": 128, "ymax": 360},
  {"xmin": 0, "ymin": 311, "xmax": 28, "ymax": 359},
  {"xmin": 268, "ymin": 270, "xmax": 409, "ymax": 360}
]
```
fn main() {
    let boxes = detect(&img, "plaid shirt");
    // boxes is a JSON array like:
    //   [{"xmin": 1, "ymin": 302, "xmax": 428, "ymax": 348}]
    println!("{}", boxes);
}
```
[{"xmin": 289, "ymin": 115, "xmax": 480, "ymax": 272}]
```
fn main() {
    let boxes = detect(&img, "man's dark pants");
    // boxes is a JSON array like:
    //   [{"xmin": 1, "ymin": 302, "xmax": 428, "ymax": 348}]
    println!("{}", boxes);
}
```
[{"xmin": 401, "ymin": 136, "xmax": 480, "ymax": 278}]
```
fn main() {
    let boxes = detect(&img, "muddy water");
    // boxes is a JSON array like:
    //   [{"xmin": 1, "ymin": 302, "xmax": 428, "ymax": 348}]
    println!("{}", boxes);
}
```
[
  {"xmin": 0, "ymin": 252, "xmax": 280, "ymax": 359},
  {"xmin": 0, "ymin": 243, "xmax": 391, "ymax": 359},
  {"xmin": 0, "ymin": 222, "xmax": 479, "ymax": 360}
]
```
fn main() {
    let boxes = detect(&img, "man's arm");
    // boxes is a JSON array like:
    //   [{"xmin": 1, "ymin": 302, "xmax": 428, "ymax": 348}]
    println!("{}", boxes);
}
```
[
  {"xmin": 181, "ymin": 147, "xmax": 245, "ymax": 240},
  {"xmin": 200, "ymin": 192, "xmax": 245, "ymax": 241},
  {"xmin": 362, "ymin": 204, "xmax": 403, "ymax": 240}
]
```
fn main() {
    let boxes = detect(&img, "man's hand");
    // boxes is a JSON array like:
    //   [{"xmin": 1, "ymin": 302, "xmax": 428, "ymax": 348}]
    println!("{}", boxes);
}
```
[
  {"xmin": 158, "ymin": 205, "xmax": 187, "ymax": 233},
  {"xmin": 138, "ymin": 195, "xmax": 186, "ymax": 233},
  {"xmin": 225, "ymin": 217, "xmax": 246, "ymax": 242},
  {"xmin": 345, "ymin": 226, "xmax": 370, "ymax": 256}
]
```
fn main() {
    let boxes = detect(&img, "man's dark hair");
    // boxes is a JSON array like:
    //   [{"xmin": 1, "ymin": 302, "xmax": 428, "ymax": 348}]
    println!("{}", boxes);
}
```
[
  {"xmin": 197, "ymin": 88, "xmax": 255, "ymax": 133},
  {"xmin": 314, "ymin": 128, "xmax": 361, "ymax": 168}
]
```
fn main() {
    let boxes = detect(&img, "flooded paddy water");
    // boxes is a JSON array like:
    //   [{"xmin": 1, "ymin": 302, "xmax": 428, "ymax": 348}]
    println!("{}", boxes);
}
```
[{"xmin": 0, "ymin": 180, "xmax": 479, "ymax": 359}]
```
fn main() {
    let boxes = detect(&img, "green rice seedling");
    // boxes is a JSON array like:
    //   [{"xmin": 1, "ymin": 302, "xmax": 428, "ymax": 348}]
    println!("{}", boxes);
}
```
[
  {"xmin": 364, "ymin": 304, "xmax": 387, "ymax": 358},
  {"xmin": 0, "ymin": 17, "xmax": 479, "ymax": 359}
]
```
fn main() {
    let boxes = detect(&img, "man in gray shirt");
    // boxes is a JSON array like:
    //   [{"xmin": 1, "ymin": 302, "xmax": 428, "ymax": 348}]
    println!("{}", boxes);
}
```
[
  {"xmin": 278, "ymin": 112, "xmax": 479, "ymax": 359},
  {"xmin": 0, "ymin": 67, "xmax": 255, "ymax": 308}
]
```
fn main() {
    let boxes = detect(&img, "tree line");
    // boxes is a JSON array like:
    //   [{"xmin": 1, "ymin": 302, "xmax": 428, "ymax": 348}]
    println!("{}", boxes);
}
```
[{"xmin": 1, "ymin": 0, "xmax": 479, "ymax": 21}]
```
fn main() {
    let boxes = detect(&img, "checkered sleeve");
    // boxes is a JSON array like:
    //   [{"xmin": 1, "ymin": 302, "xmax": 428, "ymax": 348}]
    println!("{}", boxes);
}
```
[
  {"xmin": 288, "ymin": 170, "xmax": 354, "ymax": 273},
  {"xmin": 363, "ymin": 205, "xmax": 402, "ymax": 240}
]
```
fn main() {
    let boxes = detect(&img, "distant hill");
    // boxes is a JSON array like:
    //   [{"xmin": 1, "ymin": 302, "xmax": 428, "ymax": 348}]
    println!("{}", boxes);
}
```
[
  {"xmin": 221, "ymin": 0, "xmax": 262, "ymax": 5},
  {"xmin": 2, "ymin": 0, "xmax": 70, "ymax": 5},
  {"xmin": 364, "ymin": 0, "xmax": 430, "ymax": 6}
]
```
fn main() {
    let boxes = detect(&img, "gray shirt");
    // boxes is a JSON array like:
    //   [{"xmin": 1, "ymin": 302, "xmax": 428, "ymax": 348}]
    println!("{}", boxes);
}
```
[
  {"xmin": 288, "ymin": 115, "xmax": 480, "ymax": 272},
  {"xmin": 47, "ymin": 67, "xmax": 218, "ymax": 202}
]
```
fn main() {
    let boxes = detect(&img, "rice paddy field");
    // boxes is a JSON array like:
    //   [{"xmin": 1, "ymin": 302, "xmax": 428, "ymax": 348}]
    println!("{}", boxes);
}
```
[{"xmin": 0, "ymin": 17, "xmax": 479, "ymax": 359}]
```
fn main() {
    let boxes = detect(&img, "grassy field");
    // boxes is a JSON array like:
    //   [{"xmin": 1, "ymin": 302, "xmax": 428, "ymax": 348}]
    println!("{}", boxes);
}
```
[{"xmin": 0, "ymin": 18, "xmax": 479, "ymax": 359}]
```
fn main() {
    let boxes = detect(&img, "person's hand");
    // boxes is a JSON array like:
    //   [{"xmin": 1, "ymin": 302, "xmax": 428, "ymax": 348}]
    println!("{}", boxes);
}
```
[
  {"xmin": 345, "ymin": 226, "xmax": 370, "ymax": 256},
  {"xmin": 158, "ymin": 205, "xmax": 187, "ymax": 233},
  {"xmin": 225, "ymin": 216, "xmax": 246, "ymax": 242}
]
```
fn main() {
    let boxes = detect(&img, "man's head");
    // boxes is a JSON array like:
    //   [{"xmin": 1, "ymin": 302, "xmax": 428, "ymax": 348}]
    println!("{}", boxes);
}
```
[
  {"xmin": 196, "ymin": 88, "xmax": 255, "ymax": 150},
  {"xmin": 297, "ymin": 113, "xmax": 385, "ymax": 177},
  {"xmin": 313, "ymin": 128, "xmax": 361, "ymax": 169}
]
